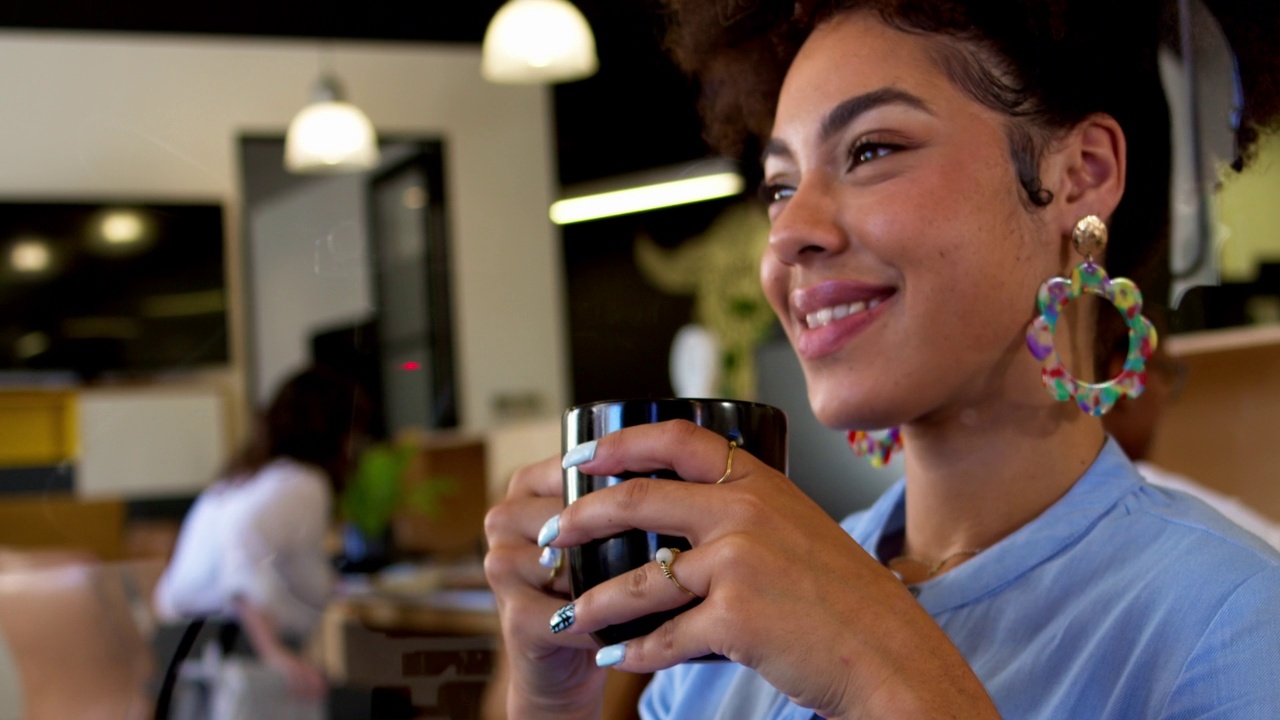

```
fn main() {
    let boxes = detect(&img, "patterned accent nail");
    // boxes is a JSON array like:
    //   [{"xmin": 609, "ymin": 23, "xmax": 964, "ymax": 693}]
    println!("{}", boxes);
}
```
[
  {"xmin": 595, "ymin": 642, "xmax": 626, "ymax": 667},
  {"xmin": 561, "ymin": 440, "xmax": 598, "ymax": 470},
  {"xmin": 537, "ymin": 514, "xmax": 561, "ymax": 548},
  {"xmin": 539, "ymin": 546, "xmax": 563, "ymax": 568},
  {"xmin": 550, "ymin": 603, "xmax": 575, "ymax": 634}
]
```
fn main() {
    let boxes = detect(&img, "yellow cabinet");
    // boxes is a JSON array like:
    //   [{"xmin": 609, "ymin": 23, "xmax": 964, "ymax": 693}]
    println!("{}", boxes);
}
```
[{"xmin": 0, "ymin": 391, "xmax": 76, "ymax": 467}]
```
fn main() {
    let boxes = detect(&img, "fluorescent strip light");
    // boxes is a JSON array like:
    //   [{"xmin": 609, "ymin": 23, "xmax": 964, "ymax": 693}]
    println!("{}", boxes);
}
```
[{"xmin": 550, "ymin": 172, "xmax": 745, "ymax": 224}]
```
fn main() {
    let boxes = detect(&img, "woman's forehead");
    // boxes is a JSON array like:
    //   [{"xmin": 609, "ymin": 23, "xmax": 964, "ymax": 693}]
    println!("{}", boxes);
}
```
[{"xmin": 773, "ymin": 13, "xmax": 966, "ymax": 134}]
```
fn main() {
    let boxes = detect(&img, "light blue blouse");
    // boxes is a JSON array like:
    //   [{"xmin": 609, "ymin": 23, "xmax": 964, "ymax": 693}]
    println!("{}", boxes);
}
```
[{"xmin": 640, "ymin": 438, "xmax": 1280, "ymax": 719}]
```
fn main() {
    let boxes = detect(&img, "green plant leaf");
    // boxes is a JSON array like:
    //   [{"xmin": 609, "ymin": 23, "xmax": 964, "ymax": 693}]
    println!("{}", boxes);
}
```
[{"xmin": 340, "ymin": 444, "xmax": 413, "ymax": 537}]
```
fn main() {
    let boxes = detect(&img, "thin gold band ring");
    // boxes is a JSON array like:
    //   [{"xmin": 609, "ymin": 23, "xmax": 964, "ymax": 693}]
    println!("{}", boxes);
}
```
[{"xmin": 715, "ymin": 439, "xmax": 740, "ymax": 485}]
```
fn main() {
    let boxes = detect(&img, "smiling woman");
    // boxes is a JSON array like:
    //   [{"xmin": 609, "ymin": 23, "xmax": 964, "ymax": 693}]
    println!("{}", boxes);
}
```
[{"xmin": 481, "ymin": 2, "xmax": 1280, "ymax": 719}]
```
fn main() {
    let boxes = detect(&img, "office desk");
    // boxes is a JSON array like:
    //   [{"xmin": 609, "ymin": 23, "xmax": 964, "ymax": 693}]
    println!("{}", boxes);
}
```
[
  {"xmin": 320, "ymin": 565, "xmax": 498, "ymax": 719},
  {"xmin": 331, "ymin": 581, "xmax": 499, "ymax": 638}
]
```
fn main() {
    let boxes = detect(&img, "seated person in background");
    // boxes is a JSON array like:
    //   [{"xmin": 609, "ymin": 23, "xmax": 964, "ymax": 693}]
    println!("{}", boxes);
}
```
[
  {"xmin": 1104, "ymin": 341, "xmax": 1280, "ymax": 549},
  {"xmin": 153, "ymin": 366, "xmax": 369, "ymax": 699}
]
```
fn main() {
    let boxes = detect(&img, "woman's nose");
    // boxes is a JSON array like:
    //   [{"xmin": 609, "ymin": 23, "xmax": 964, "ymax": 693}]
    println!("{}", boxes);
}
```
[{"xmin": 767, "ymin": 179, "xmax": 848, "ymax": 265}]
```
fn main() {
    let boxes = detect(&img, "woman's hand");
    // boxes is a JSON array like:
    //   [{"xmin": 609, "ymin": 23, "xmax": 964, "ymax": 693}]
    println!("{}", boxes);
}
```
[
  {"xmin": 231, "ymin": 596, "xmax": 328, "ymax": 701},
  {"xmin": 542, "ymin": 420, "xmax": 998, "ymax": 719},
  {"xmin": 484, "ymin": 456, "xmax": 609, "ymax": 720},
  {"xmin": 261, "ymin": 647, "xmax": 328, "ymax": 701}
]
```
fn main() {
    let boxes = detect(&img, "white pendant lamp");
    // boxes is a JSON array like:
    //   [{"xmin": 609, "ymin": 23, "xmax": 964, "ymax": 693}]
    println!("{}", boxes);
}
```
[
  {"xmin": 482, "ymin": 0, "xmax": 599, "ymax": 84},
  {"xmin": 284, "ymin": 74, "xmax": 380, "ymax": 174}
]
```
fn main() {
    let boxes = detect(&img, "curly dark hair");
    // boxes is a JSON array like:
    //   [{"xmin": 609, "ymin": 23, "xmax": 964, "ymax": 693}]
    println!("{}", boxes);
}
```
[{"xmin": 658, "ymin": 0, "xmax": 1280, "ymax": 376}]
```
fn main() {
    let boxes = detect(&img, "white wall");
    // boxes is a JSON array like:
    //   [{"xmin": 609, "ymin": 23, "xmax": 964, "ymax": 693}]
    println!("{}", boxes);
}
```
[
  {"xmin": 249, "ymin": 171, "xmax": 373, "ymax": 407},
  {"xmin": 0, "ymin": 30, "xmax": 569, "ymax": 440},
  {"xmin": 77, "ymin": 388, "xmax": 226, "ymax": 498}
]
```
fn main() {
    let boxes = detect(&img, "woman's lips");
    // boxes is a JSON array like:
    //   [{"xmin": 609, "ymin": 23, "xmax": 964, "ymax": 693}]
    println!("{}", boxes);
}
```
[{"xmin": 790, "ymin": 281, "xmax": 896, "ymax": 359}]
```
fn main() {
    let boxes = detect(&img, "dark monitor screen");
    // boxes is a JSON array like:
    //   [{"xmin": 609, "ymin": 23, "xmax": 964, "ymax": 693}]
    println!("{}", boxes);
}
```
[{"xmin": 0, "ymin": 201, "xmax": 228, "ymax": 379}]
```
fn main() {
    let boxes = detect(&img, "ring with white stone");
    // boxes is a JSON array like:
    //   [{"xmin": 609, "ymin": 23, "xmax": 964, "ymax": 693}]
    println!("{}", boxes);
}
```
[
  {"xmin": 542, "ymin": 547, "xmax": 565, "ymax": 590},
  {"xmin": 656, "ymin": 547, "xmax": 698, "ymax": 597}
]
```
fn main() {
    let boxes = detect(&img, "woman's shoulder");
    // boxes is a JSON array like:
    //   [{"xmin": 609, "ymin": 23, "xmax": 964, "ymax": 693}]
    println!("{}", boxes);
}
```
[
  {"xmin": 1065, "ymin": 473, "xmax": 1280, "ymax": 640},
  {"xmin": 234, "ymin": 458, "xmax": 331, "ymax": 509},
  {"xmin": 257, "ymin": 457, "xmax": 328, "ymax": 484},
  {"xmin": 1056, "ymin": 438, "xmax": 1278, "ymax": 568},
  {"xmin": 1134, "ymin": 461, "xmax": 1280, "ymax": 552},
  {"xmin": 1120, "ymin": 475, "xmax": 1280, "ymax": 566}
]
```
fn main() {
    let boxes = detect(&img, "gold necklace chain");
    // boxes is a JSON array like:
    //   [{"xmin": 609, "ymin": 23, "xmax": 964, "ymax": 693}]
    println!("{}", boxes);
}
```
[{"xmin": 886, "ymin": 548, "xmax": 985, "ymax": 579}]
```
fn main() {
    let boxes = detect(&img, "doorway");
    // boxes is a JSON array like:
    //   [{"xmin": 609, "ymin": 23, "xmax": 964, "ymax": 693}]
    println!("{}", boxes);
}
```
[{"xmin": 239, "ymin": 137, "xmax": 457, "ymax": 436}]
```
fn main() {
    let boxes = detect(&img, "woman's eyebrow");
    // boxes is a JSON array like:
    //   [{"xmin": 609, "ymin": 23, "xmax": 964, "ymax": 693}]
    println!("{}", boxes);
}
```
[
  {"xmin": 760, "ymin": 139, "xmax": 793, "ymax": 166},
  {"xmin": 762, "ymin": 86, "xmax": 934, "ymax": 166},
  {"xmin": 820, "ymin": 87, "xmax": 934, "ymax": 142}
]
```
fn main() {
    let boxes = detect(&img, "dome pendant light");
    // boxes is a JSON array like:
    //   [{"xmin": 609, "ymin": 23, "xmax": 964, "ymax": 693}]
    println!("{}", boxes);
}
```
[
  {"xmin": 482, "ymin": 0, "xmax": 599, "ymax": 84},
  {"xmin": 284, "ymin": 74, "xmax": 380, "ymax": 174}
]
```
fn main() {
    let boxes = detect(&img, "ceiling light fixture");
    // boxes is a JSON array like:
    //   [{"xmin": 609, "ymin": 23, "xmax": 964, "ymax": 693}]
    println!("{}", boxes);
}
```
[
  {"xmin": 550, "ymin": 163, "xmax": 746, "ymax": 225},
  {"xmin": 10, "ymin": 238, "xmax": 52, "ymax": 274},
  {"xmin": 482, "ymin": 0, "xmax": 599, "ymax": 84},
  {"xmin": 99, "ymin": 209, "xmax": 149, "ymax": 246},
  {"xmin": 285, "ymin": 70, "xmax": 380, "ymax": 174},
  {"xmin": 86, "ymin": 208, "xmax": 154, "ymax": 256}
]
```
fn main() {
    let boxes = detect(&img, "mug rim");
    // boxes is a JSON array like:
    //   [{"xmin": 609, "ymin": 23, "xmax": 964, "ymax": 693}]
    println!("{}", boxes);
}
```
[{"xmin": 564, "ymin": 397, "xmax": 786, "ymax": 417}]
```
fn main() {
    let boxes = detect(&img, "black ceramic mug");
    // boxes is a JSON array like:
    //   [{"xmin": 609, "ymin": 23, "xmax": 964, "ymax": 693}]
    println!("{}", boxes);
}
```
[{"xmin": 562, "ymin": 398, "xmax": 788, "ymax": 650}]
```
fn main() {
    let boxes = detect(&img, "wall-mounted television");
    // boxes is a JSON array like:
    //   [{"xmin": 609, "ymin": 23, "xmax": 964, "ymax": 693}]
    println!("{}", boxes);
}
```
[{"xmin": 0, "ymin": 201, "xmax": 227, "ymax": 381}]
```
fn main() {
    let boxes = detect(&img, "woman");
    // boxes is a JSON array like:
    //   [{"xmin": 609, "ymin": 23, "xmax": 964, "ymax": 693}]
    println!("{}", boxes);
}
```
[
  {"xmin": 154, "ymin": 366, "xmax": 368, "ymax": 700},
  {"xmin": 484, "ymin": 2, "xmax": 1280, "ymax": 718}
]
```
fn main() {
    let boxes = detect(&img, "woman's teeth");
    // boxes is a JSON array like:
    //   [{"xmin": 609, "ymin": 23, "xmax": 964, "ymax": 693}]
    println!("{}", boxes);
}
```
[{"xmin": 805, "ymin": 298, "xmax": 882, "ymax": 329}]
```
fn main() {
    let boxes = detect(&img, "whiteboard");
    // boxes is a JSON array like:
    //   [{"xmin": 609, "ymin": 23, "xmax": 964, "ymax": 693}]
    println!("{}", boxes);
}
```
[{"xmin": 77, "ymin": 389, "xmax": 226, "ymax": 498}]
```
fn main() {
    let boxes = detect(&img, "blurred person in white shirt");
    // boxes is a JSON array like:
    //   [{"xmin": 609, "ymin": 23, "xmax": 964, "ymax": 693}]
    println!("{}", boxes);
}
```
[{"xmin": 154, "ymin": 366, "xmax": 369, "ymax": 699}]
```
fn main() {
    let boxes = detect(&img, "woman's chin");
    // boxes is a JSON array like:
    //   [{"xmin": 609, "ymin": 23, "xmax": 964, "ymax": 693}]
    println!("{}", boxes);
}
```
[{"xmin": 807, "ymin": 390, "xmax": 905, "ymax": 432}]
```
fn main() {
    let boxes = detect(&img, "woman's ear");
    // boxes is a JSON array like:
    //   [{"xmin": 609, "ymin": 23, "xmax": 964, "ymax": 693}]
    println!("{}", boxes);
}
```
[{"xmin": 1051, "ymin": 113, "xmax": 1126, "ymax": 227}]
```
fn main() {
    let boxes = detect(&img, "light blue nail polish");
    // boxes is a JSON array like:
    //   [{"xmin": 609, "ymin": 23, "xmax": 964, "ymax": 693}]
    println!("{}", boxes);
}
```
[
  {"xmin": 550, "ymin": 603, "xmax": 575, "ymax": 633},
  {"xmin": 537, "ymin": 514, "xmax": 561, "ymax": 548},
  {"xmin": 538, "ymin": 546, "xmax": 562, "ymax": 568},
  {"xmin": 561, "ymin": 440, "xmax": 598, "ymax": 470},
  {"xmin": 596, "ymin": 642, "xmax": 626, "ymax": 668}
]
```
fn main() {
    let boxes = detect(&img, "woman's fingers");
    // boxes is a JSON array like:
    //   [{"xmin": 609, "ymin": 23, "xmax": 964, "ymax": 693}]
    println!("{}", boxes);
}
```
[
  {"xmin": 556, "ymin": 547, "xmax": 709, "ymax": 640},
  {"xmin": 484, "ymin": 513, "xmax": 572, "ymax": 592},
  {"xmin": 537, "ymin": 546, "xmax": 573, "ymax": 596},
  {"xmin": 484, "ymin": 542, "xmax": 598, "ymax": 648},
  {"xmin": 545, "ymin": 421, "xmax": 779, "ymax": 549},
  {"xmin": 485, "ymin": 494, "xmax": 564, "ymax": 546},
  {"xmin": 566, "ymin": 420, "xmax": 754, "ymax": 487},
  {"xmin": 495, "ymin": 586, "xmax": 608, "ymax": 654},
  {"xmin": 545, "ymin": 473, "xmax": 769, "ymax": 549},
  {"xmin": 590, "ymin": 606, "xmax": 719, "ymax": 674},
  {"xmin": 505, "ymin": 454, "xmax": 565, "ymax": 500}
]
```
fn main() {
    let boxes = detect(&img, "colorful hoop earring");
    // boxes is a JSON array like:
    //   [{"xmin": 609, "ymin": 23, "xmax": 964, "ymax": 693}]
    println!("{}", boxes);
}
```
[
  {"xmin": 1025, "ymin": 215, "xmax": 1158, "ymax": 416},
  {"xmin": 847, "ymin": 427, "xmax": 902, "ymax": 468}
]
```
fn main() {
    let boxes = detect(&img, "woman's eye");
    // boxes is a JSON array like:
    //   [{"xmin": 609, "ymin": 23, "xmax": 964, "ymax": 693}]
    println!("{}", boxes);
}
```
[
  {"xmin": 847, "ymin": 142, "xmax": 898, "ymax": 170},
  {"xmin": 758, "ymin": 183, "xmax": 795, "ymax": 205}
]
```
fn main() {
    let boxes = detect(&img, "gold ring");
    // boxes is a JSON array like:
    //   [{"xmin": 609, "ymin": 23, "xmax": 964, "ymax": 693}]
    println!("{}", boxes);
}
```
[
  {"xmin": 715, "ymin": 439, "xmax": 739, "ymax": 484},
  {"xmin": 656, "ymin": 547, "xmax": 698, "ymax": 597},
  {"xmin": 542, "ymin": 548, "xmax": 565, "ymax": 590}
]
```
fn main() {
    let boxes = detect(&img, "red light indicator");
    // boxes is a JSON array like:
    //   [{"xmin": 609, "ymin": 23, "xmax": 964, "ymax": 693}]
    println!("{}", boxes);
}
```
[{"xmin": 400, "ymin": 361, "xmax": 422, "ymax": 371}]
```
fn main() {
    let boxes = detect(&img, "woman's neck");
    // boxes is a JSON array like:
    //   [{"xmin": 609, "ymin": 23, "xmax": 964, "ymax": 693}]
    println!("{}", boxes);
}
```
[{"xmin": 897, "ymin": 398, "xmax": 1106, "ymax": 570}]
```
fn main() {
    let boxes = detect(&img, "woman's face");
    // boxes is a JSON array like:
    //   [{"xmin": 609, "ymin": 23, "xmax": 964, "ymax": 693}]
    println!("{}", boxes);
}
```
[{"xmin": 761, "ymin": 12, "xmax": 1069, "ymax": 430}]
